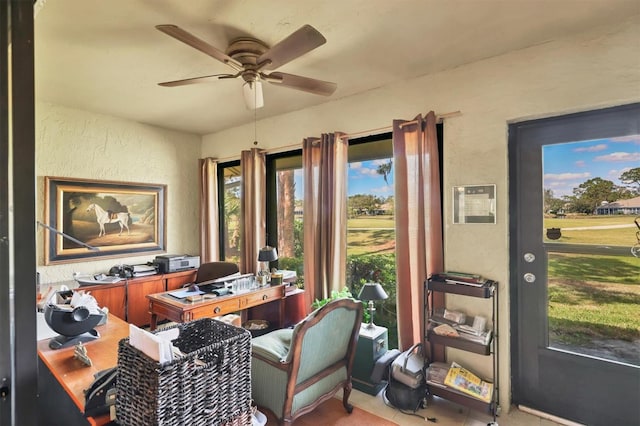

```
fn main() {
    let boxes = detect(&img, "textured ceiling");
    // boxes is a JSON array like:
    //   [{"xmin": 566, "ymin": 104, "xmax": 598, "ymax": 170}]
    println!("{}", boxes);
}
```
[{"xmin": 34, "ymin": 0, "xmax": 640, "ymax": 135}]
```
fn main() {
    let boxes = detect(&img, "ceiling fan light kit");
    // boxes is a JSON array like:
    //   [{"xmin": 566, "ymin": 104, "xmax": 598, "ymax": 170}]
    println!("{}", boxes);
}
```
[
  {"xmin": 156, "ymin": 24, "xmax": 337, "ymax": 109},
  {"xmin": 243, "ymin": 80, "xmax": 264, "ymax": 110}
]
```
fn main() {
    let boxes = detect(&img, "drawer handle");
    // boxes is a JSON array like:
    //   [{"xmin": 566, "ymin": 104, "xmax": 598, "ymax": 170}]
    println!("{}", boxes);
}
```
[
  {"xmin": 262, "ymin": 295, "xmax": 268, "ymax": 301},
  {"xmin": 213, "ymin": 307, "xmax": 221, "ymax": 314}
]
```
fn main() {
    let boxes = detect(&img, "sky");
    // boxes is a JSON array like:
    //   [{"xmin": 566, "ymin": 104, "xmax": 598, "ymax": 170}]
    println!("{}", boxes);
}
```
[
  {"xmin": 294, "ymin": 158, "xmax": 394, "ymax": 199},
  {"xmin": 543, "ymin": 134, "xmax": 640, "ymax": 198}
]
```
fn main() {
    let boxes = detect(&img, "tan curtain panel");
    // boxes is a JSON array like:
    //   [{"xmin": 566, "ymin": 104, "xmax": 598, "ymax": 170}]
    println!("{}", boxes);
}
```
[
  {"xmin": 240, "ymin": 148, "xmax": 266, "ymax": 274},
  {"xmin": 199, "ymin": 158, "xmax": 219, "ymax": 262},
  {"xmin": 302, "ymin": 132, "xmax": 348, "ymax": 312},
  {"xmin": 393, "ymin": 111, "xmax": 444, "ymax": 351}
]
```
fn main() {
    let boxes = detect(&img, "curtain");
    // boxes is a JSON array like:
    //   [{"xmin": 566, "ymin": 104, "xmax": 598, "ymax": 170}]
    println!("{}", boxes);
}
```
[
  {"xmin": 302, "ymin": 132, "xmax": 348, "ymax": 312},
  {"xmin": 199, "ymin": 158, "xmax": 219, "ymax": 262},
  {"xmin": 393, "ymin": 111, "xmax": 444, "ymax": 351},
  {"xmin": 240, "ymin": 148, "xmax": 266, "ymax": 274}
]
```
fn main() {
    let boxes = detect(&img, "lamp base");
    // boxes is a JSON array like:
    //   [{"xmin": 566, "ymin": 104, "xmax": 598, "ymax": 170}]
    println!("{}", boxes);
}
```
[
  {"xmin": 364, "ymin": 321, "xmax": 378, "ymax": 330},
  {"xmin": 366, "ymin": 302, "xmax": 377, "ymax": 330}
]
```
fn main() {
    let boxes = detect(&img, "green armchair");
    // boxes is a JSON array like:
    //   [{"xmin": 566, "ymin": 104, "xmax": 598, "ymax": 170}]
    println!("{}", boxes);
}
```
[{"xmin": 250, "ymin": 298, "xmax": 363, "ymax": 425}]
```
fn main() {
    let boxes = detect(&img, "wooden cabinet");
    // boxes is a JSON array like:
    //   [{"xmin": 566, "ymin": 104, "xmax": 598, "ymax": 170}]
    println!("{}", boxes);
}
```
[
  {"xmin": 165, "ymin": 270, "xmax": 197, "ymax": 291},
  {"xmin": 126, "ymin": 276, "xmax": 165, "ymax": 327},
  {"xmin": 126, "ymin": 271, "xmax": 196, "ymax": 327},
  {"xmin": 83, "ymin": 283, "xmax": 126, "ymax": 321}
]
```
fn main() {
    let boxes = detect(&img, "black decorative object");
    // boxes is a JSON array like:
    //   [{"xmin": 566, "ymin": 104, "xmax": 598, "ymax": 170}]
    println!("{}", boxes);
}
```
[
  {"xmin": 44, "ymin": 303, "xmax": 104, "ymax": 350},
  {"xmin": 546, "ymin": 227, "xmax": 561, "ymax": 240}
]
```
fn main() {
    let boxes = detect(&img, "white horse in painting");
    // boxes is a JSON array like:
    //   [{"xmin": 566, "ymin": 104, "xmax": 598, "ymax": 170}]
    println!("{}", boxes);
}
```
[{"xmin": 86, "ymin": 203, "xmax": 130, "ymax": 237}]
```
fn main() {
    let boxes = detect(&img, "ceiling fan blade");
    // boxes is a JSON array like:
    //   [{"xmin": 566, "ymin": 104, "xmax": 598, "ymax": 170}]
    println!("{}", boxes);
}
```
[
  {"xmin": 158, "ymin": 74, "xmax": 233, "ymax": 87},
  {"xmin": 267, "ymin": 72, "xmax": 337, "ymax": 96},
  {"xmin": 156, "ymin": 24, "xmax": 243, "ymax": 71},
  {"xmin": 258, "ymin": 25, "xmax": 326, "ymax": 71}
]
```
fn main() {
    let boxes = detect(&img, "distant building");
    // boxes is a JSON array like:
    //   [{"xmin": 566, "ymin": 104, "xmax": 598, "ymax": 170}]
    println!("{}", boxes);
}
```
[{"xmin": 594, "ymin": 196, "xmax": 640, "ymax": 215}]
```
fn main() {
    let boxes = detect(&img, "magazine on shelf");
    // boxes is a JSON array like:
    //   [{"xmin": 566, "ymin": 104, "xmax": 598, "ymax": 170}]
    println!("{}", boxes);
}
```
[{"xmin": 443, "ymin": 362, "xmax": 493, "ymax": 403}]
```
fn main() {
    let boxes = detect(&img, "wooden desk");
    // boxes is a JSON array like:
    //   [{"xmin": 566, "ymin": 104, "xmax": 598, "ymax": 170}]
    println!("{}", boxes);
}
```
[
  {"xmin": 146, "ymin": 284, "xmax": 286, "ymax": 330},
  {"xmin": 38, "ymin": 314, "xmax": 129, "ymax": 426}
]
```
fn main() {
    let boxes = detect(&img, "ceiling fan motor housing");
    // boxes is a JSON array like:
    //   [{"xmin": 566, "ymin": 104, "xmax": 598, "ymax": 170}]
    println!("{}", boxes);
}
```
[{"xmin": 226, "ymin": 38, "xmax": 269, "ymax": 83}]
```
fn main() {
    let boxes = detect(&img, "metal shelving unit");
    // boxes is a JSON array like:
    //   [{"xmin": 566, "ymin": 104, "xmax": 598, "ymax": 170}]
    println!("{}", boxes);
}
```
[{"xmin": 424, "ymin": 277, "xmax": 500, "ymax": 421}]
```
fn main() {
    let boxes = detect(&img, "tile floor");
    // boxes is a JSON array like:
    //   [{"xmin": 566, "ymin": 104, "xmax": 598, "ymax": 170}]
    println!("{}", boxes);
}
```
[{"xmin": 339, "ymin": 388, "xmax": 566, "ymax": 426}]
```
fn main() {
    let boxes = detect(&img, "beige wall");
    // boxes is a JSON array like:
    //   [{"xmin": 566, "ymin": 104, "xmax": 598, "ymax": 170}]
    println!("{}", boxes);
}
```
[
  {"xmin": 36, "ymin": 103, "xmax": 201, "ymax": 284},
  {"xmin": 202, "ymin": 16, "xmax": 640, "ymax": 408}
]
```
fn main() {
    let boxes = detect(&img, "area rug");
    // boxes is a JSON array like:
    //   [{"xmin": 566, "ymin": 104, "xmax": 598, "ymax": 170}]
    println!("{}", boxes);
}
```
[{"xmin": 263, "ymin": 397, "xmax": 398, "ymax": 425}]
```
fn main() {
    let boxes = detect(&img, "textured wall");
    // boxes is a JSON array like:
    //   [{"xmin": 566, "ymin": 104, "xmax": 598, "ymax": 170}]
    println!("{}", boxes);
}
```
[
  {"xmin": 36, "ymin": 103, "xmax": 201, "ymax": 283},
  {"xmin": 202, "ymin": 16, "xmax": 640, "ymax": 408}
]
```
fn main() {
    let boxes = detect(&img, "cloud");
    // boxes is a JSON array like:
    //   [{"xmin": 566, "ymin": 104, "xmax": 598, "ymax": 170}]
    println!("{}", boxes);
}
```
[
  {"xmin": 594, "ymin": 152, "xmax": 640, "ymax": 162},
  {"xmin": 610, "ymin": 135, "xmax": 640, "ymax": 144},
  {"xmin": 544, "ymin": 172, "xmax": 591, "ymax": 181},
  {"xmin": 608, "ymin": 167, "xmax": 631, "ymax": 179},
  {"xmin": 360, "ymin": 168, "xmax": 379, "ymax": 177},
  {"xmin": 350, "ymin": 162, "xmax": 362, "ymax": 169},
  {"xmin": 574, "ymin": 144, "xmax": 607, "ymax": 152},
  {"xmin": 371, "ymin": 185, "xmax": 393, "ymax": 194},
  {"xmin": 575, "ymin": 160, "xmax": 586, "ymax": 167}
]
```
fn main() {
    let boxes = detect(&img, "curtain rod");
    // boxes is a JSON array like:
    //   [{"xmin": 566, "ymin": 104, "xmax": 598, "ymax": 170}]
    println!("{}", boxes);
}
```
[
  {"xmin": 347, "ymin": 110, "xmax": 462, "ymax": 137},
  {"xmin": 209, "ymin": 110, "xmax": 461, "ymax": 162}
]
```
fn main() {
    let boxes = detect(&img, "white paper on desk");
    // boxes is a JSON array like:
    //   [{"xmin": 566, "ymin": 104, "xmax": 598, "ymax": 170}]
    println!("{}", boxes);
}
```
[{"xmin": 129, "ymin": 324, "xmax": 174, "ymax": 364}]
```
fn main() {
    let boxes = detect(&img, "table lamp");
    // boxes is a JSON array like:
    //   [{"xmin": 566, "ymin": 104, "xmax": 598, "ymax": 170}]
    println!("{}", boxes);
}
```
[
  {"xmin": 257, "ymin": 245, "xmax": 278, "ymax": 285},
  {"xmin": 358, "ymin": 283, "xmax": 388, "ymax": 329}
]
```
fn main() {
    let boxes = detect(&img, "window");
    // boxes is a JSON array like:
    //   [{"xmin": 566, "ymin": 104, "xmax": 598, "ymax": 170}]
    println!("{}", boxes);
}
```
[
  {"xmin": 218, "ymin": 160, "xmax": 241, "ymax": 263},
  {"xmin": 346, "ymin": 135, "xmax": 398, "ymax": 348},
  {"xmin": 266, "ymin": 151, "xmax": 304, "ymax": 285}
]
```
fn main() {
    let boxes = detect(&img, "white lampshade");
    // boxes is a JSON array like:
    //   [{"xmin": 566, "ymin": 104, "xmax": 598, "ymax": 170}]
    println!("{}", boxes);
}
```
[{"xmin": 243, "ymin": 80, "xmax": 264, "ymax": 110}]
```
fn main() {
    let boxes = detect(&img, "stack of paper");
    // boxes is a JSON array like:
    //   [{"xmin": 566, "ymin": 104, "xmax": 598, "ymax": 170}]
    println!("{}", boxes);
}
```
[{"xmin": 129, "ymin": 324, "xmax": 181, "ymax": 364}]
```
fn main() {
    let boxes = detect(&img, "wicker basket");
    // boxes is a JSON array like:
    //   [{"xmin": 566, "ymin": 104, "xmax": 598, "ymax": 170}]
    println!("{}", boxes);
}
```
[{"xmin": 116, "ymin": 318, "xmax": 252, "ymax": 426}]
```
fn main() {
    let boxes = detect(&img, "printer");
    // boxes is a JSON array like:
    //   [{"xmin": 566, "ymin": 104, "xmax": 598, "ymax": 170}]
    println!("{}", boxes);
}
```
[{"xmin": 154, "ymin": 254, "xmax": 200, "ymax": 273}]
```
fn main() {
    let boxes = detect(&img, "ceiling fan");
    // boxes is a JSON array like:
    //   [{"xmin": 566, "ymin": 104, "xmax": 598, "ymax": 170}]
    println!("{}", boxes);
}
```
[{"xmin": 156, "ymin": 24, "xmax": 337, "ymax": 109}]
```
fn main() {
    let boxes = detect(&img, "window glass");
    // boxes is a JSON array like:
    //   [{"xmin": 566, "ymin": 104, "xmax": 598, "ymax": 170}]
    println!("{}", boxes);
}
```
[
  {"xmin": 346, "ymin": 137, "xmax": 398, "ymax": 348},
  {"xmin": 268, "ymin": 153, "xmax": 304, "ymax": 286},
  {"xmin": 543, "ymin": 137, "xmax": 640, "ymax": 365},
  {"xmin": 218, "ymin": 161, "xmax": 241, "ymax": 263}
]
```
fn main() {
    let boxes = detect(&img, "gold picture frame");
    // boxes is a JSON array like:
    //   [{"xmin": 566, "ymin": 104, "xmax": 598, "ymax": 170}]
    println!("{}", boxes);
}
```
[{"xmin": 44, "ymin": 176, "xmax": 166, "ymax": 264}]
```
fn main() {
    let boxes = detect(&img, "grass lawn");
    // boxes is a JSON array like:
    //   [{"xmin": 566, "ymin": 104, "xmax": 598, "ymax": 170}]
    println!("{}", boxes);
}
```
[
  {"xmin": 544, "ymin": 215, "xmax": 638, "ymax": 245},
  {"xmin": 548, "ymin": 253, "xmax": 640, "ymax": 345},
  {"xmin": 544, "ymin": 215, "xmax": 634, "ymax": 228},
  {"xmin": 348, "ymin": 215, "xmax": 395, "ymax": 229},
  {"xmin": 347, "ymin": 215, "xmax": 395, "ymax": 255}
]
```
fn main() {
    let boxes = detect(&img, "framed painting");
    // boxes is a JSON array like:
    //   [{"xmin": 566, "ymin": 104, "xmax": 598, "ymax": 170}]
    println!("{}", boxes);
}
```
[{"xmin": 44, "ymin": 177, "xmax": 166, "ymax": 264}]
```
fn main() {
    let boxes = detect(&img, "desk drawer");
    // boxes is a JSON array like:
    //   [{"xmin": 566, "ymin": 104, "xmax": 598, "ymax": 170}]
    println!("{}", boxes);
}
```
[
  {"xmin": 241, "ymin": 286, "xmax": 283, "ymax": 309},
  {"xmin": 187, "ymin": 298, "xmax": 239, "ymax": 320}
]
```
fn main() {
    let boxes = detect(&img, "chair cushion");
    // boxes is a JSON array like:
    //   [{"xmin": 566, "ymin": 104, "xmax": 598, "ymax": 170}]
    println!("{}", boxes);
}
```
[{"xmin": 251, "ymin": 328, "xmax": 294, "ymax": 362}]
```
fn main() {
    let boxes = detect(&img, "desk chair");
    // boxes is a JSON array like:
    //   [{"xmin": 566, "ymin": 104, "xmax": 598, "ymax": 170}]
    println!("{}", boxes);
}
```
[{"xmin": 195, "ymin": 261, "xmax": 239, "ymax": 284}]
